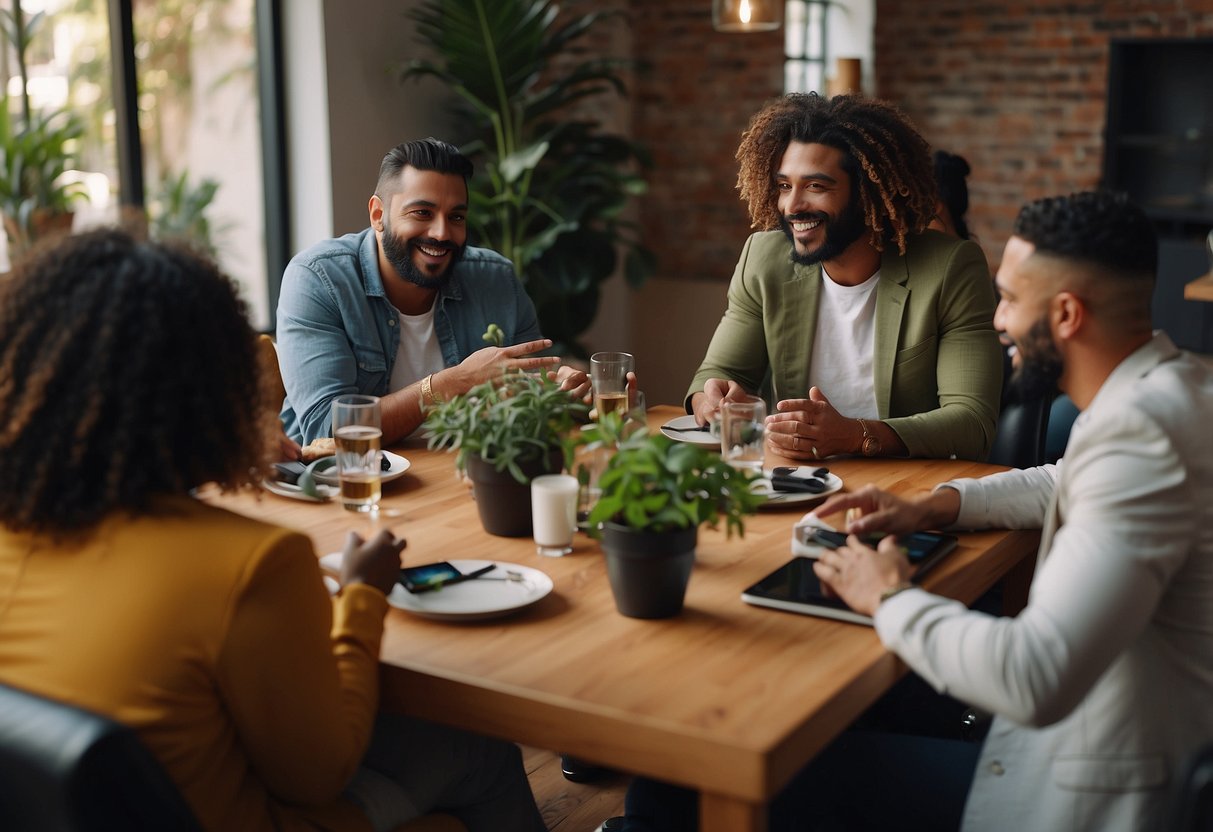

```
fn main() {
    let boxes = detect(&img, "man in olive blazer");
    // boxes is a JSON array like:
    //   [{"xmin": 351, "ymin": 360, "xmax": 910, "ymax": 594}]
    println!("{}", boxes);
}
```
[{"xmin": 688, "ymin": 94, "xmax": 1002, "ymax": 462}]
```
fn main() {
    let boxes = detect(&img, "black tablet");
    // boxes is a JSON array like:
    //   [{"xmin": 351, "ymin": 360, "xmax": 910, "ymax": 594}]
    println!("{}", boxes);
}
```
[{"xmin": 741, "ymin": 531, "xmax": 958, "ymax": 626}]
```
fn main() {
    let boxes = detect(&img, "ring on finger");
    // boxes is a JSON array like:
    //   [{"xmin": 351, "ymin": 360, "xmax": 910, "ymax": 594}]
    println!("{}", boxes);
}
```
[
  {"xmin": 811, "ymin": 445, "xmax": 819, "ymax": 459},
  {"xmin": 792, "ymin": 435, "xmax": 802, "ymax": 452}
]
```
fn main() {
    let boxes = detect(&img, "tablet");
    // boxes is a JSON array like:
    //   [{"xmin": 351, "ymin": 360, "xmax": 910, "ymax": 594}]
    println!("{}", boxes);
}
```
[{"xmin": 741, "ymin": 531, "xmax": 958, "ymax": 626}]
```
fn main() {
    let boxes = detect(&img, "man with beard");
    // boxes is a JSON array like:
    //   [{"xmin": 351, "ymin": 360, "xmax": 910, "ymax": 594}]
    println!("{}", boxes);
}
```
[
  {"xmin": 277, "ymin": 138, "xmax": 579, "ymax": 444},
  {"xmin": 797, "ymin": 191, "xmax": 1213, "ymax": 831},
  {"xmin": 687, "ymin": 93, "xmax": 1003, "ymax": 461}
]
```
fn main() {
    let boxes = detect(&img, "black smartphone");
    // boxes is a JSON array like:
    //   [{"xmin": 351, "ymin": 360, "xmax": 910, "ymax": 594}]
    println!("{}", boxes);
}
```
[
  {"xmin": 398, "ymin": 562, "xmax": 496, "ymax": 593},
  {"xmin": 399, "ymin": 561, "xmax": 464, "ymax": 593},
  {"xmin": 273, "ymin": 460, "xmax": 306, "ymax": 484},
  {"xmin": 799, "ymin": 528, "xmax": 958, "ymax": 569}
]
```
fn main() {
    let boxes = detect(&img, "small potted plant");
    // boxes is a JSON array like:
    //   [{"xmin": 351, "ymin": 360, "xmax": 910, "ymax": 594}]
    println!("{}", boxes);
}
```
[
  {"xmin": 586, "ymin": 427, "xmax": 764, "ymax": 619},
  {"xmin": 425, "ymin": 370, "xmax": 589, "ymax": 537}
]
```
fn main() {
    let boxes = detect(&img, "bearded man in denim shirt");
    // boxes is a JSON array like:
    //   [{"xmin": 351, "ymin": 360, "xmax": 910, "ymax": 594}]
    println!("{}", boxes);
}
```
[{"xmin": 276, "ymin": 138, "xmax": 585, "ymax": 444}]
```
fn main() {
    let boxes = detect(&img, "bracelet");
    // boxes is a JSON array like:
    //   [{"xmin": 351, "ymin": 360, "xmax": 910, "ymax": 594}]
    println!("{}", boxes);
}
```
[
  {"xmin": 879, "ymin": 581, "xmax": 916, "ymax": 605},
  {"xmin": 420, "ymin": 373, "xmax": 442, "ymax": 407}
]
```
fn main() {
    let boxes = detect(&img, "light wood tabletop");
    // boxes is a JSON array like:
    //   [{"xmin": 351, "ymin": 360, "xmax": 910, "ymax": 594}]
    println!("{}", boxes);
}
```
[{"xmin": 201, "ymin": 404, "xmax": 1039, "ymax": 832}]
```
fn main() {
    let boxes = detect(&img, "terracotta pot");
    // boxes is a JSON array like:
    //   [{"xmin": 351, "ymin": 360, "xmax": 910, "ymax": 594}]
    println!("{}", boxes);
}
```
[
  {"xmin": 465, "ymin": 451, "xmax": 561, "ymax": 537},
  {"xmin": 600, "ymin": 522, "xmax": 697, "ymax": 619}
]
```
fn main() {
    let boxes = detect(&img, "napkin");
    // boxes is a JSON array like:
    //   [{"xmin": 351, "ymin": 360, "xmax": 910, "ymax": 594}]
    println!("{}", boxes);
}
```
[{"xmin": 790, "ymin": 512, "xmax": 839, "ymax": 558}]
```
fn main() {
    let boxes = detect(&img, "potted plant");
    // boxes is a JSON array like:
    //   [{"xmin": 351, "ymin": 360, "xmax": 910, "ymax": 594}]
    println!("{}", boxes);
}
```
[
  {"xmin": 399, "ymin": 0, "xmax": 656, "ymax": 357},
  {"xmin": 425, "ymin": 371, "xmax": 589, "ymax": 537},
  {"xmin": 586, "ymin": 428, "xmax": 765, "ymax": 619},
  {"xmin": 0, "ymin": 4, "xmax": 88, "ymax": 261}
]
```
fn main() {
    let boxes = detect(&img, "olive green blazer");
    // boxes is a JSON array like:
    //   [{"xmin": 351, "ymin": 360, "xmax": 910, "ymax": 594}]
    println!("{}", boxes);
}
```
[{"xmin": 687, "ymin": 230, "xmax": 1003, "ymax": 460}]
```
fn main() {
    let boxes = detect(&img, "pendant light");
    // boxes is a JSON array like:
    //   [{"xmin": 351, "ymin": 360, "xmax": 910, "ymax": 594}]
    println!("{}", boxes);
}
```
[{"xmin": 712, "ymin": 0, "xmax": 783, "ymax": 32}]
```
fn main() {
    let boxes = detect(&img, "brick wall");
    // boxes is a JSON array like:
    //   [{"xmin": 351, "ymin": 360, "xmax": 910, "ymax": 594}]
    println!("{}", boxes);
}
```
[
  {"xmin": 630, "ymin": 1, "xmax": 785, "ymax": 282},
  {"xmin": 873, "ymin": 0, "xmax": 1213, "ymax": 267}
]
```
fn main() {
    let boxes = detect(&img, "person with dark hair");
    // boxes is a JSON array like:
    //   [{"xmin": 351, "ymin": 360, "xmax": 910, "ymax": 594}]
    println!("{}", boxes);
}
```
[
  {"xmin": 930, "ymin": 149, "xmax": 973, "ymax": 241},
  {"xmin": 688, "ymin": 94, "xmax": 1003, "ymax": 462},
  {"xmin": 0, "ymin": 229, "xmax": 547, "ymax": 832},
  {"xmin": 806, "ymin": 191, "xmax": 1213, "ymax": 830},
  {"xmin": 277, "ymin": 137, "xmax": 584, "ymax": 445}
]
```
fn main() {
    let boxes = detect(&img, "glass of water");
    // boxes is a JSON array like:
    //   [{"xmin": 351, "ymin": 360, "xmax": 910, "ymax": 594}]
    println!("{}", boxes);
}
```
[
  {"xmin": 719, "ymin": 396, "xmax": 766, "ymax": 473},
  {"xmin": 332, "ymin": 395, "xmax": 382, "ymax": 512}
]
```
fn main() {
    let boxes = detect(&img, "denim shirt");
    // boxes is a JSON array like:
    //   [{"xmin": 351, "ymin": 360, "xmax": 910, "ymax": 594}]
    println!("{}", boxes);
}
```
[{"xmin": 276, "ymin": 228, "xmax": 542, "ymax": 444}]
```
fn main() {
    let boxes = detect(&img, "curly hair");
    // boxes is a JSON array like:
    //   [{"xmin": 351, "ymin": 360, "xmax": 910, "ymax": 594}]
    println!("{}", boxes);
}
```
[
  {"xmin": 735, "ymin": 93, "xmax": 937, "ymax": 254},
  {"xmin": 1013, "ymin": 191, "xmax": 1157, "ymax": 281},
  {"xmin": 0, "ymin": 228, "xmax": 273, "ymax": 534}
]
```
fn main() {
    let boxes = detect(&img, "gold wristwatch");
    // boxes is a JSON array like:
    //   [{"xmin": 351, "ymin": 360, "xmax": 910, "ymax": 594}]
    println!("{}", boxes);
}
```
[{"xmin": 857, "ymin": 418, "xmax": 881, "ymax": 457}]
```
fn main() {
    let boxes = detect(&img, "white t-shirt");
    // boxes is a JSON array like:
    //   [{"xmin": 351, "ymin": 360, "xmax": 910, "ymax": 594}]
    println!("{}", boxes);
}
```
[
  {"xmin": 806, "ymin": 267, "xmax": 880, "ymax": 419},
  {"xmin": 388, "ymin": 305, "xmax": 446, "ymax": 393}
]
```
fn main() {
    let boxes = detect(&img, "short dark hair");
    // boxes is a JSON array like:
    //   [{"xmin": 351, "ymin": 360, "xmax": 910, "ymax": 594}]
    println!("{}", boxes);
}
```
[
  {"xmin": 735, "ymin": 93, "xmax": 937, "ymax": 254},
  {"xmin": 933, "ymin": 150, "xmax": 972, "ymax": 241},
  {"xmin": 0, "ymin": 229, "xmax": 271, "ymax": 534},
  {"xmin": 376, "ymin": 137, "xmax": 474, "ymax": 195},
  {"xmin": 1013, "ymin": 191, "xmax": 1157, "ymax": 281}
]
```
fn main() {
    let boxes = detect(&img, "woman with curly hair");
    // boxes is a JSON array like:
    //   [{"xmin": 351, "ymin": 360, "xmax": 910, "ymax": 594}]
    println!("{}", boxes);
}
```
[
  {"xmin": 0, "ymin": 229, "xmax": 545, "ymax": 832},
  {"xmin": 687, "ymin": 93, "xmax": 1002, "ymax": 464}
]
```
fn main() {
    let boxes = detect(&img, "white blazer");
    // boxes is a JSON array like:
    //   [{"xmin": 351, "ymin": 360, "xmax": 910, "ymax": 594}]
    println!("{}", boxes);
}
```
[{"xmin": 875, "ymin": 333, "xmax": 1213, "ymax": 831}]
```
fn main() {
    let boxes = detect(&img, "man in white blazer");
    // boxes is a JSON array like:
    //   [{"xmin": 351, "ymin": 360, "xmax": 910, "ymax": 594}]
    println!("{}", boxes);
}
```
[{"xmin": 814, "ymin": 191, "xmax": 1213, "ymax": 831}]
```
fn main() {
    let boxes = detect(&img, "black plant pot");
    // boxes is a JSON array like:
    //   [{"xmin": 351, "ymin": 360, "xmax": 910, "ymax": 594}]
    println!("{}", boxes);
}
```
[
  {"xmin": 600, "ymin": 522, "xmax": 697, "ymax": 619},
  {"xmin": 465, "ymin": 452, "xmax": 561, "ymax": 537}
]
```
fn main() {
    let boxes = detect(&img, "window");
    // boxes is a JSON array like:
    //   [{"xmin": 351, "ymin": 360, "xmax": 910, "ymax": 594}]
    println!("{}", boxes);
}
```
[
  {"xmin": 784, "ymin": 0, "xmax": 828, "ymax": 94},
  {"xmin": 0, "ymin": 0, "xmax": 286, "ymax": 330}
]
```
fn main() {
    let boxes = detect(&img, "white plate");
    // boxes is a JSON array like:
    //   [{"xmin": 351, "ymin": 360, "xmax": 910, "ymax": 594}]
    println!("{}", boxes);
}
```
[
  {"xmin": 387, "ymin": 560, "xmax": 553, "ymax": 621},
  {"xmin": 753, "ymin": 471, "xmax": 843, "ymax": 510},
  {"xmin": 313, "ymin": 451, "xmax": 411, "ymax": 487},
  {"xmin": 261, "ymin": 478, "xmax": 340, "ymax": 502},
  {"xmin": 660, "ymin": 414, "xmax": 721, "ymax": 446}
]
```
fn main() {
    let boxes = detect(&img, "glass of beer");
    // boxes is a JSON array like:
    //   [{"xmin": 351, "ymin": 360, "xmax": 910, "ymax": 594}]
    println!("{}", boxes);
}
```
[
  {"xmin": 590, "ymin": 351, "xmax": 634, "ymax": 419},
  {"xmin": 331, "ymin": 394, "xmax": 382, "ymax": 512}
]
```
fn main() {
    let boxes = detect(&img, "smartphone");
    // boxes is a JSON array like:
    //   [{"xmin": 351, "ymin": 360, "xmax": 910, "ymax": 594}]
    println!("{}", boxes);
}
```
[
  {"xmin": 798, "ymin": 528, "xmax": 958, "ymax": 569},
  {"xmin": 273, "ymin": 460, "xmax": 306, "ymax": 484},
  {"xmin": 398, "ymin": 561, "xmax": 464, "ymax": 593}
]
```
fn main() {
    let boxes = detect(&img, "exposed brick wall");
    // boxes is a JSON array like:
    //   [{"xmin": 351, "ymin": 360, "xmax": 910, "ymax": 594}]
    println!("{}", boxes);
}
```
[
  {"xmin": 873, "ymin": 0, "xmax": 1213, "ymax": 267},
  {"xmin": 629, "ymin": 1, "xmax": 785, "ymax": 282}
]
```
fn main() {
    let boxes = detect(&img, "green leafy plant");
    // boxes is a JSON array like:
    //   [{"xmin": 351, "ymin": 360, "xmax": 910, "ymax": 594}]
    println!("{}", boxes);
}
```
[
  {"xmin": 587, "ymin": 429, "xmax": 764, "ymax": 538},
  {"xmin": 400, "ymin": 0, "xmax": 656, "ymax": 356},
  {"xmin": 0, "ymin": 1, "xmax": 88, "ymax": 259},
  {"xmin": 425, "ymin": 371, "xmax": 590, "ymax": 484},
  {"xmin": 148, "ymin": 169, "xmax": 224, "ymax": 256}
]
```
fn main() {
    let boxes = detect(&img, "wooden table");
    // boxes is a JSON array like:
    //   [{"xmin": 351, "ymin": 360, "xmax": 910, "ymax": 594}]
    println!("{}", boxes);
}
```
[
  {"xmin": 202, "ymin": 405, "xmax": 1039, "ymax": 832},
  {"xmin": 1185, "ymin": 272, "xmax": 1213, "ymax": 302}
]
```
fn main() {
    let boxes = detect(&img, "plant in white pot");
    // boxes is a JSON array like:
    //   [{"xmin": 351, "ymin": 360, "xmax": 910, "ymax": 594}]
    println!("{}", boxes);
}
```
[
  {"xmin": 424, "ymin": 371, "xmax": 589, "ymax": 537},
  {"xmin": 586, "ymin": 426, "xmax": 764, "ymax": 619}
]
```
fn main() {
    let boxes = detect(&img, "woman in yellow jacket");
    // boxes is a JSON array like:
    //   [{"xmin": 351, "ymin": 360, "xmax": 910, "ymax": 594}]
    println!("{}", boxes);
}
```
[{"xmin": 0, "ymin": 230, "xmax": 545, "ymax": 832}]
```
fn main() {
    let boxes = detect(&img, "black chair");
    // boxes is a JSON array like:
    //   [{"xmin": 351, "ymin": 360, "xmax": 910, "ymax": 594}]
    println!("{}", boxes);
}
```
[
  {"xmin": 0, "ymin": 681, "xmax": 203, "ymax": 832},
  {"xmin": 988, "ymin": 394, "xmax": 1052, "ymax": 469},
  {"xmin": 1165, "ymin": 743, "xmax": 1213, "ymax": 832}
]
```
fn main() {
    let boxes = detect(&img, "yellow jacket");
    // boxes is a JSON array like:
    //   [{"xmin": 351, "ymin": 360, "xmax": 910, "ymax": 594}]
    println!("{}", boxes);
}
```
[{"xmin": 0, "ymin": 494, "xmax": 384, "ymax": 831}]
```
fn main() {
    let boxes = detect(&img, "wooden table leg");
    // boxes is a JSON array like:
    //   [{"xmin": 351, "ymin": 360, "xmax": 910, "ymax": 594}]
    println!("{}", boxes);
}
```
[{"xmin": 700, "ymin": 793, "xmax": 766, "ymax": 832}]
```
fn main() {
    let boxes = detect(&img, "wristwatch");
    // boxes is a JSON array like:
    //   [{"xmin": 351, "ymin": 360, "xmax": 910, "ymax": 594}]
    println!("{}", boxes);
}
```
[{"xmin": 857, "ymin": 418, "xmax": 881, "ymax": 457}]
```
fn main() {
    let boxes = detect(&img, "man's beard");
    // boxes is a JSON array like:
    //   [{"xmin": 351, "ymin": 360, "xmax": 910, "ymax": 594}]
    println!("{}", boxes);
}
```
[
  {"xmin": 1008, "ymin": 316, "xmax": 1064, "ymax": 403},
  {"xmin": 380, "ymin": 221, "xmax": 464, "ymax": 290},
  {"xmin": 780, "ymin": 197, "xmax": 868, "ymax": 266}
]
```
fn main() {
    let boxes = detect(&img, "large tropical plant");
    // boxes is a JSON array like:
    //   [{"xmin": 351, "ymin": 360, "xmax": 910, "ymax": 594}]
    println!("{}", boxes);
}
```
[{"xmin": 400, "ymin": 0, "xmax": 655, "ymax": 357}]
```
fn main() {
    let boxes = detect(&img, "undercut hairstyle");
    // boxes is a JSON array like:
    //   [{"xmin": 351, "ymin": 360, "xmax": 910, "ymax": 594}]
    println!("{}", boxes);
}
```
[
  {"xmin": 1012, "ymin": 191, "xmax": 1157, "ymax": 282},
  {"xmin": 0, "ymin": 229, "xmax": 272, "ymax": 534},
  {"xmin": 735, "ymin": 93, "xmax": 938, "ymax": 254},
  {"xmin": 376, "ymin": 137, "xmax": 474, "ymax": 196}
]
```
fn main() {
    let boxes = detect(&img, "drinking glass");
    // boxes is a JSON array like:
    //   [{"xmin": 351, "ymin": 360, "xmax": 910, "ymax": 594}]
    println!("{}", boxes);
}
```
[
  {"xmin": 332, "ymin": 395, "xmax": 382, "ymax": 512},
  {"xmin": 531, "ymin": 474, "xmax": 580, "ymax": 557},
  {"xmin": 719, "ymin": 396, "xmax": 767, "ymax": 473},
  {"xmin": 590, "ymin": 351, "xmax": 634, "ymax": 419}
]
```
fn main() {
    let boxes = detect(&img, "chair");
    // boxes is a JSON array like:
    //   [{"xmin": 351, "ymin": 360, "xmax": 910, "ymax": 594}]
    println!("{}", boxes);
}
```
[
  {"xmin": 1165, "ymin": 743, "xmax": 1213, "ymax": 832},
  {"xmin": 257, "ymin": 333, "xmax": 287, "ymax": 409},
  {"xmin": 987, "ymin": 394, "xmax": 1051, "ymax": 469},
  {"xmin": 0, "ymin": 680, "xmax": 203, "ymax": 831}
]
